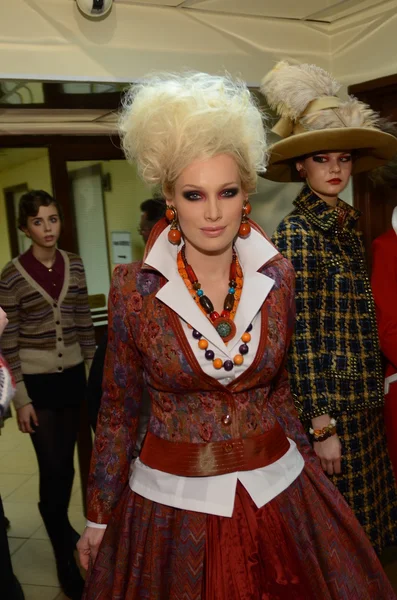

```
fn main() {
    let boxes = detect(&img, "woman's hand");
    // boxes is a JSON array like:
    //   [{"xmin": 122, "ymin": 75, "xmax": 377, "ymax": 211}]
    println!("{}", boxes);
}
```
[
  {"xmin": 17, "ymin": 404, "xmax": 39, "ymax": 434},
  {"xmin": 313, "ymin": 435, "xmax": 342, "ymax": 475},
  {"xmin": 311, "ymin": 413, "xmax": 342, "ymax": 475},
  {"xmin": 0, "ymin": 308, "xmax": 8, "ymax": 337},
  {"xmin": 77, "ymin": 526, "xmax": 106, "ymax": 571}
]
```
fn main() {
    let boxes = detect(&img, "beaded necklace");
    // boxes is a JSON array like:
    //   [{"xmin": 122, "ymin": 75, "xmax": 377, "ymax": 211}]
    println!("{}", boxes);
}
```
[{"xmin": 177, "ymin": 246, "xmax": 252, "ymax": 372}]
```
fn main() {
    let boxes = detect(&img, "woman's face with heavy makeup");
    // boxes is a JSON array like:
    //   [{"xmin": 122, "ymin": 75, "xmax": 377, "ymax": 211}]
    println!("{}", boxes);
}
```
[
  {"xmin": 169, "ymin": 153, "xmax": 247, "ymax": 256},
  {"xmin": 296, "ymin": 152, "xmax": 353, "ymax": 201}
]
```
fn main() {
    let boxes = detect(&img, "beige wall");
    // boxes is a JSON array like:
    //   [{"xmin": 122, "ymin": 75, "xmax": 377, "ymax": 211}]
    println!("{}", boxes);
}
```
[
  {"xmin": 0, "ymin": 154, "xmax": 52, "ymax": 268},
  {"xmin": 67, "ymin": 160, "xmax": 152, "ymax": 270},
  {"xmin": 0, "ymin": 155, "xmax": 150, "ymax": 274}
]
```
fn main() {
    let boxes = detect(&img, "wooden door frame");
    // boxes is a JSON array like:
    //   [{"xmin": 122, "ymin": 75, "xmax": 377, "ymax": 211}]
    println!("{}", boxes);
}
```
[
  {"xmin": 0, "ymin": 135, "xmax": 124, "ymax": 513},
  {"xmin": 0, "ymin": 135, "xmax": 123, "ymax": 254},
  {"xmin": 3, "ymin": 182, "xmax": 28, "ymax": 258},
  {"xmin": 348, "ymin": 75, "xmax": 397, "ymax": 265}
]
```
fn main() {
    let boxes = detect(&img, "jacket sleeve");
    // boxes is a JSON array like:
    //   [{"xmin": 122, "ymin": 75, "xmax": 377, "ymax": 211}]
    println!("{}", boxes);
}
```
[
  {"xmin": 0, "ymin": 268, "xmax": 31, "ymax": 410},
  {"xmin": 272, "ymin": 219, "xmax": 331, "ymax": 420},
  {"xmin": 86, "ymin": 265, "xmax": 144, "ymax": 524},
  {"xmin": 371, "ymin": 236, "xmax": 397, "ymax": 370},
  {"xmin": 74, "ymin": 257, "xmax": 96, "ymax": 366}
]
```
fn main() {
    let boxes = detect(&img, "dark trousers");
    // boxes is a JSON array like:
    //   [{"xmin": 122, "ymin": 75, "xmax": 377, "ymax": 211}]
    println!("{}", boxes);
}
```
[
  {"xmin": 30, "ymin": 405, "xmax": 80, "ymax": 563},
  {"xmin": 0, "ymin": 495, "xmax": 24, "ymax": 599}
]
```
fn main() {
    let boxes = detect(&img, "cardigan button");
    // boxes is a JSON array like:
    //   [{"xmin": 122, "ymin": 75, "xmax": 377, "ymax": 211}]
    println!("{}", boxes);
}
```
[
  {"xmin": 222, "ymin": 414, "xmax": 232, "ymax": 426},
  {"xmin": 223, "ymin": 442, "xmax": 233, "ymax": 453}
]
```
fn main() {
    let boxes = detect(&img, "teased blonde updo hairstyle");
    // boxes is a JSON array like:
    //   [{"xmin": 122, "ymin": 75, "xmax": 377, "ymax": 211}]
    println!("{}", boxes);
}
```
[{"xmin": 119, "ymin": 72, "xmax": 267, "ymax": 195}]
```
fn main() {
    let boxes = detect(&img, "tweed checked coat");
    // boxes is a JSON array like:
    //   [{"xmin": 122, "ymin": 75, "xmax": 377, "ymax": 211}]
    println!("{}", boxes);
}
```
[
  {"xmin": 272, "ymin": 185, "xmax": 384, "ymax": 419},
  {"xmin": 272, "ymin": 185, "xmax": 397, "ymax": 554}
]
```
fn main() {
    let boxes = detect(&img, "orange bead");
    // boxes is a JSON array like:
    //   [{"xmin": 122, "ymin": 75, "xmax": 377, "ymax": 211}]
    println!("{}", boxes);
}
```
[
  {"xmin": 243, "ymin": 202, "xmax": 252, "ymax": 215},
  {"xmin": 241, "ymin": 332, "xmax": 251, "ymax": 343},
  {"xmin": 198, "ymin": 339, "xmax": 208, "ymax": 350},
  {"xmin": 213, "ymin": 358, "xmax": 223, "ymax": 370},
  {"xmin": 238, "ymin": 222, "xmax": 251, "ymax": 238},
  {"xmin": 168, "ymin": 228, "xmax": 182, "ymax": 245},
  {"xmin": 165, "ymin": 207, "xmax": 176, "ymax": 222},
  {"xmin": 233, "ymin": 354, "xmax": 244, "ymax": 366}
]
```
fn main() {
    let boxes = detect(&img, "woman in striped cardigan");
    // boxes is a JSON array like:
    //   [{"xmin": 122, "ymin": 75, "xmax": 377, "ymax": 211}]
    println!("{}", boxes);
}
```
[{"xmin": 0, "ymin": 190, "xmax": 96, "ymax": 600}]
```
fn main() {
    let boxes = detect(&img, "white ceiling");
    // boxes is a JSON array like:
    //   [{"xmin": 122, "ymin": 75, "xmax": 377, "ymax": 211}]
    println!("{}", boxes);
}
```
[{"xmin": 121, "ymin": 0, "xmax": 388, "ymax": 23}]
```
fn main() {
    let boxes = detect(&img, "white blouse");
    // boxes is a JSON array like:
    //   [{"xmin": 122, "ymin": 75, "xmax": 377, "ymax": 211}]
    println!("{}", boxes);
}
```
[{"xmin": 87, "ymin": 228, "xmax": 304, "ymax": 528}]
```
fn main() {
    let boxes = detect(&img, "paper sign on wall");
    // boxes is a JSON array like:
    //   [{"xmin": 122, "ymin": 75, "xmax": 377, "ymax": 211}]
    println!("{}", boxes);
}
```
[{"xmin": 111, "ymin": 231, "xmax": 132, "ymax": 264}]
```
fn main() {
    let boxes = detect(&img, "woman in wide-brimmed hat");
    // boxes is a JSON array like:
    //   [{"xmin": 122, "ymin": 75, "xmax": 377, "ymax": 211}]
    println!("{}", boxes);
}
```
[{"xmin": 263, "ymin": 60, "xmax": 397, "ymax": 554}]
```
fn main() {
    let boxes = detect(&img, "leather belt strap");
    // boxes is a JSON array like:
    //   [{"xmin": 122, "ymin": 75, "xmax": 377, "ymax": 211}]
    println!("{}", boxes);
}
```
[{"xmin": 140, "ymin": 422, "xmax": 290, "ymax": 477}]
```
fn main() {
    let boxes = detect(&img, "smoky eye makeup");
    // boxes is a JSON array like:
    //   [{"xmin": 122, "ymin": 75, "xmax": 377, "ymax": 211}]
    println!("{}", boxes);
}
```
[
  {"xmin": 221, "ymin": 187, "xmax": 239, "ymax": 198},
  {"xmin": 182, "ymin": 187, "xmax": 240, "ymax": 201},
  {"xmin": 182, "ymin": 191, "xmax": 203, "ymax": 201},
  {"xmin": 312, "ymin": 153, "xmax": 352, "ymax": 163}
]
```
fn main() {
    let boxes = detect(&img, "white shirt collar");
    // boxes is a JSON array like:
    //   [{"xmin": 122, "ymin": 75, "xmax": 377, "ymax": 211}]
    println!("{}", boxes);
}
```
[{"xmin": 143, "ymin": 225, "xmax": 278, "ymax": 355}]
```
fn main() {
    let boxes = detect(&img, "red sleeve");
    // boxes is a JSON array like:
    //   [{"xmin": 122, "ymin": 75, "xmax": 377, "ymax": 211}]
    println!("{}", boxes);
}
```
[
  {"xmin": 371, "ymin": 236, "xmax": 397, "ymax": 370},
  {"xmin": 86, "ymin": 265, "xmax": 144, "ymax": 524}
]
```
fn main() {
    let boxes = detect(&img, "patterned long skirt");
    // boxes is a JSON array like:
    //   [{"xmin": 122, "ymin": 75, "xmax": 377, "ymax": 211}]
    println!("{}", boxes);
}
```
[
  {"xmin": 83, "ymin": 459, "xmax": 395, "ymax": 600},
  {"xmin": 329, "ymin": 407, "xmax": 397, "ymax": 554}
]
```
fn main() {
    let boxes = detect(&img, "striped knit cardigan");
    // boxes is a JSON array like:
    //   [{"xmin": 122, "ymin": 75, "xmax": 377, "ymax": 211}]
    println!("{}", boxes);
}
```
[{"xmin": 0, "ymin": 250, "xmax": 96, "ymax": 409}]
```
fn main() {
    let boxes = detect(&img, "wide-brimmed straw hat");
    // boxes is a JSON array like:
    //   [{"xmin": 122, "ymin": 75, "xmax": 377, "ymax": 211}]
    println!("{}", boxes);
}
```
[{"xmin": 260, "ymin": 61, "xmax": 397, "ymax": 183}]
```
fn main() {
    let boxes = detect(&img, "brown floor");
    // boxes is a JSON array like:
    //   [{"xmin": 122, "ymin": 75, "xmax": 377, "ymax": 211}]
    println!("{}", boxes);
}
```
[{"xmin": 1, "ymin": 415, "xmax": 397, "ymax": 599}]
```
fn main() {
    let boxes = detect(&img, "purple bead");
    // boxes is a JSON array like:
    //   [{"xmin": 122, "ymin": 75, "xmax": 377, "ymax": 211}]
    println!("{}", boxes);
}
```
[
  {"xmin": 192, "ymin": 330, "xmax": 202, "ymax": 340},
  {"xmin": 246, "ymin": 323, "xmax": 253, "ymax": 333},
  {"xmin": 205, "ymin": 349, "xmax": 215, "ymax": 361},
  {"xmin": 224, "ymin": 360, "xmax": 234, "ymax": 371},
  {"xmin": 239, "ymin": 343, "xmax": 249, "ymax": 355}
]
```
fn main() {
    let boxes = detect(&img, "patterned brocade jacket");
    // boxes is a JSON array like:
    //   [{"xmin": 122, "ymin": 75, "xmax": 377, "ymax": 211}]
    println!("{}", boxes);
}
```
[
  {"xmin": 272, "ymin": 186, "xmax": 384, "ymax": 420},
  {"xmin": 87, "ymin": 222, "xmax": 313, "ymax": 524}
]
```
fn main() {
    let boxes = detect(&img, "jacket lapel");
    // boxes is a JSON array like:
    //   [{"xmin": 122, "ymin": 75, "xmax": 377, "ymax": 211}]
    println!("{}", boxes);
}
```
[{"xmin": 143, "ymin": 225, "xmax": 279, "ymax": 358}]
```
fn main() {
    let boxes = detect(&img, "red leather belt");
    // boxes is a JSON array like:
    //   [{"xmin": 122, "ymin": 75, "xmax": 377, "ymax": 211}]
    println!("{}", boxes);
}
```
[{"xmin": 140, "ymin": 422, "xmax": 289, "ymax": 477}]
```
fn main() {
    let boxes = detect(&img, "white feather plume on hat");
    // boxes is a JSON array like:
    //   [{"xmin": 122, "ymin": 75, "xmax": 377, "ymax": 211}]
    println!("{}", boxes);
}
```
[
  {"xmin": 260, "ymin": 60, "xmax": 379, "ymax": 133},
  {"xmin": 258, "ymin": 60, "xmax": 397, "ymax": 182}
]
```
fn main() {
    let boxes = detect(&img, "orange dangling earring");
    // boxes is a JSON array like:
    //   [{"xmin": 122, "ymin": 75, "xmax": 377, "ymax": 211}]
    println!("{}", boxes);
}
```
[
  {"xmin": 165, "ymin": 205, "xmax": 182, "ymax": 245},
  {"xmin": 238, "ymin": 200, "xmax": 251, "ymax": 238}
]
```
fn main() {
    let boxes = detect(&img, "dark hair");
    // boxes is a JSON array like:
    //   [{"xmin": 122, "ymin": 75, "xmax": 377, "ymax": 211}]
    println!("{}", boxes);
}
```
[
  {"xmin": 18, "ymin": 190, "xmax": 63, "ymax": 229},
  {"xmin": 140, "ymin": 198, "xmax": 166, "ymax": 224}
]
